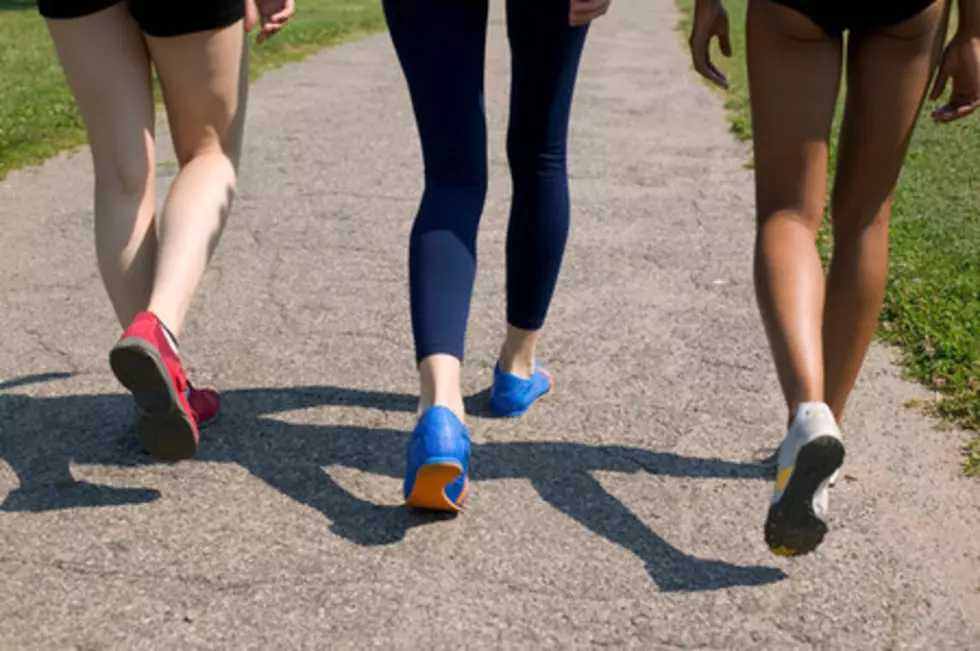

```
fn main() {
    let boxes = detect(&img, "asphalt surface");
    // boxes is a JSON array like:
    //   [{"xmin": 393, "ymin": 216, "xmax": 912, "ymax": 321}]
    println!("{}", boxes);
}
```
[{"xmin": 1, "ymin": 0, "xmax": 978, "ymax": 648}]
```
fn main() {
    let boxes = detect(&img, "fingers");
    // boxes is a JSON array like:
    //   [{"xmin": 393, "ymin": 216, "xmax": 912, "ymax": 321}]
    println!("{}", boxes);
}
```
[
  {"xmin": 932, "ymin": 104, "xmax": 977, "ymax": 124},
  {"xmin": 928, "ymin": 48, "xmax": 980, "ymax": 123},
  {"xmin": 256, "ymin": 25, "xmax": 281, "ymax": 44},
  {"xmin": 689, "ymin": 36, "xmax": 709, "ymax": 85},
  {"xmin": 256, "ymin": 0, "xmax": 294, "ymax": 43},
  {"xmin": 929, "ymin": 52, "xmax": 952, "ymax": 101},
  {"xmin": 932, "ymin": 96, "xmax": 980, "ymax": 123},
  {"xmin": 258, "ymin": 20, "xmax": 285, "ymax": 43},
  {"xmin": 689, "ymin": 29, "xmax": 729, "ymax": 88},
  {"xmin": 691, "ymin": 50, "xmax": 728, "ymax": 88},
  {"xmin": 267, "ymin": 0, "xmax": 295, "ymax": 24},
  {"xmin": 704, "ymin": 58, "xmax": 729, "ymax": 88},
  {"xmin": 570, "ymin": 0, "xmax": 610, "ymax": 26},
  {"xmin": 570, "ymin": 9, "xmax": 608, "ymax": 26},
  {"xmin": 719, "ymin": 25, "xmax": 732, "ymax": 58}
]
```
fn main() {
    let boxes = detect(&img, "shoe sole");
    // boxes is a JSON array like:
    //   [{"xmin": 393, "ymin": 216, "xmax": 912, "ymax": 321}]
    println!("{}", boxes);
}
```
[
  {"xmin": 765, "ymin": 435, "xmax": 845, "ymax": 557},
  {"xmin": 405, "ymin": 460, "xmax": 468, "ymax": 513},
  {"xmin": 109, "ymin": 337, "xmax": 198, "ymax": 463}
]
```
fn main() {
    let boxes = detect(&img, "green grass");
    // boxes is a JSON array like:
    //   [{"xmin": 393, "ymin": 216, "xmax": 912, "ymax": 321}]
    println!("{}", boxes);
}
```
[
  {"xmin": 677, "ymin": 0, "xmax": 980, "ymax": 474},
  {"xmin": 0, "ymin": 0, "xmax": 384, "ymax": 181}
]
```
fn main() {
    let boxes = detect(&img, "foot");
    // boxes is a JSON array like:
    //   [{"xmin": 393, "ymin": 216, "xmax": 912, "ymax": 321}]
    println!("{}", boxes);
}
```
[
  {"xmin": 109, "ymin": 312, "xmax": 218, "ymax": 462},
  {"xmin": 490, "ymin": 362, "xmax": 553, "ymax": 417},
  {"xmin": 188, "ymin": 383, "xmax": 221, "ymax": 429},
  {"xmin": 129, "ymin": 382, "xmax": 221, "ymax": 439},
  {"xmin": 765, "ymin": 402, "xmax": 845, "ymax": 557},
  {"xmin": 404, "ymin": 406, "xmax": 471, "ymax": 512}
]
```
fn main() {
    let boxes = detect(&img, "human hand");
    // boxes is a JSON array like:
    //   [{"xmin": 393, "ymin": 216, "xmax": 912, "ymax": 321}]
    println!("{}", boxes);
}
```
[
  {"xmin": 930, "ymin": 30, "xmax": 980, "ymax": 123},
  {"xmin": 689, "ymin": 0, "xmax": 732, "ymax": 89},
  {"xmin": 570, "ymin": 0, "xmax": 612, "ymax": 26},
  {"xmin": 246, "ymin": 0, "xmax": 295, "ymax": 44}
]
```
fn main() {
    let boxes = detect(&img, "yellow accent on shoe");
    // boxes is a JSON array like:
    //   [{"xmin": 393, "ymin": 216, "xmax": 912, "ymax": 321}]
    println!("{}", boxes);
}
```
[
  {"xmin": 774, "ymin": 464, "xmax": 793, "ymax": 492},
  {"xmin": 770, "ymin": 545, "xmax": 797, "ymax": 557}
]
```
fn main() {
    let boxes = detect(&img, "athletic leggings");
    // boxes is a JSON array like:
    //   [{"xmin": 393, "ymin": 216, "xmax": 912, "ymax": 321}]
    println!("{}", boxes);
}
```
[{"xmin": 383, "ymin": 0, "xmax": 589, "ymax": 362}]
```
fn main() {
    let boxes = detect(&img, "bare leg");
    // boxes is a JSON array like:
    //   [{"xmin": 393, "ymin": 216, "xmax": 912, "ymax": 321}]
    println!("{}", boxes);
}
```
[
  {"xmin": 497, "ymin": 326, "xmax": 540, "ymax": 378},
  {"xmin": 823, "ymin": 2, "xmax": 949, "ymax": 421},
  {"xmin": 144, "ymin": 24, "xmax": 249, "ymax": 337},
  {"xmin": 418, "ymin": 355, "xmax": 465, "ymax": 418},
  {"xmin": 746, "ymin": 0, "xmax": 841, "ymax": 418},
  {"xmin": 45, "ymin": 5, "xmax": 157, "ymax": 327}
]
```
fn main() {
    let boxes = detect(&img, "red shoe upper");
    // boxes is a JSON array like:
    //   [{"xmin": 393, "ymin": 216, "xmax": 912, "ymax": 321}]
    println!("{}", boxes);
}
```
[
  {"xmin": 121, "ymin": 312, "xmax": 216, "ymax": 430},
  {"xmin": 188, "ymin": 385, "xmax": 221, "ymax": 426}
]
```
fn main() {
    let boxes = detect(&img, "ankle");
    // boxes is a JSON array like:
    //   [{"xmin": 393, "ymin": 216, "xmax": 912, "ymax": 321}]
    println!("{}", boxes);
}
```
[
  {"xmin": 498, "ymin": 349, "xmax": 535, "ymax": 379},
  {"xmin": 418, "ymin": 353, "xmax": 465, "ymax": 422},
  {"xmin": 786, "ymin": 400, "xmax": 833, "ymax": 428},
  {"xmin": 418, "ymin": 395, "xmax": 466, "ymax": 423},
  {"xmin": 498, "ymin": 326, "xmax": 540, "ymax": 379}
]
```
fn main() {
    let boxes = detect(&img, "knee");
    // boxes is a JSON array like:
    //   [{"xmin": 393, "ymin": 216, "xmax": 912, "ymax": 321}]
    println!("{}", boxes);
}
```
[
  {"xmin": 756, "ymin": 206, "xmax": 824, "ymax": 237},
  {"xmin": 507, "ymin": 138, "xmax": 567, "ymax": 182},
  {"xmin": 830, "ymin": 210, "xmax": 891, "ymax": 244},
  {"xmin": 423, "ymin": 157, "xmax": 488, "ymax": 210},
  {"xmin": 174, "ymin": 139, "xmax": 240, "ymax": 213},
  {"xmin": 414, "ymin": 169, "xmax": 487, "ymax": 248},
  {"xmin": 92, "ymin": 142, "xmax": 153, "ymax": 199},
  {"xmin": 830, "ymin": 194, "xmax": 893, "ymax": 243},
  {"xmin": 175, "ymin": 135, "xmax": 237, "ymax": 177}
]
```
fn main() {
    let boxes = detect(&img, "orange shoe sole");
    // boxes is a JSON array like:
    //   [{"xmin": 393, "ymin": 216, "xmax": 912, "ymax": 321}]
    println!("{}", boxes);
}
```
[{"xmin": 405, "ymin": 462, "xmax": 469, "ymax": 513}]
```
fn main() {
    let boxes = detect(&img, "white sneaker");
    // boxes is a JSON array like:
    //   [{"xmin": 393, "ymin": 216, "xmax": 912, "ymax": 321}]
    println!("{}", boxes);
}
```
[{"xmin": 765, "ymin": 401, "xmax": 845, "ymax": 557}]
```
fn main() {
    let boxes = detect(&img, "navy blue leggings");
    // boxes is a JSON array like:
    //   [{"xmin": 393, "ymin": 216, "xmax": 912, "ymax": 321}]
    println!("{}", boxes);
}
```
[{"xmin": 383, "ymin": 0, "xmax": 589, "ymax": 362}]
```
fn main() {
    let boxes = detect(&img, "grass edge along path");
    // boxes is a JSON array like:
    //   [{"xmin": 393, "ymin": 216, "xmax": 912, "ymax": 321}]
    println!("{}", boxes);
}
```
[
  {"xmin": 0, "ymin": 0, "xmax": 385, "ymax": 182},
  {"xmin": 675, "ymin": 0, "xmax": 980, "ymax": 474}
]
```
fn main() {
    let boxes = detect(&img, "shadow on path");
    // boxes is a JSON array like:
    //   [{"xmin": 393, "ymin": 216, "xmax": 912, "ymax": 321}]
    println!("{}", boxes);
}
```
[{"xmin": 0, "ymin": 374, "xmax": 786, "ymax": 593}]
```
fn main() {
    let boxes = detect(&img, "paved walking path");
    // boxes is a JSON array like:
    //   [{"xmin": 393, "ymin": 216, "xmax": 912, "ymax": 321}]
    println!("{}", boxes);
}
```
[{"xmin": 1, "ymin": 0, "xmax": 978, "ymax": 647}]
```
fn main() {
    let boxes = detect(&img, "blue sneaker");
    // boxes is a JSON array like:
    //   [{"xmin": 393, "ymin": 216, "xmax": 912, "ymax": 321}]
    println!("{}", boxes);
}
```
[
  {"xmin": 404, "ymin": 406, "xmax": 471, "ymax": 512},
  {"xmin": 490, "ymin": 363, "xmax": 554, "ymax": 418}
]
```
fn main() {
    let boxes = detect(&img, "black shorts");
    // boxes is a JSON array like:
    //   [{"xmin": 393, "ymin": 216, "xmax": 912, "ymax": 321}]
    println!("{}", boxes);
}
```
[
  {"xmin": 37, "ymin": 0, "xmax": 245, "ymax": 38},
  {"xmin": 770, "ymin": 0, "xmax": 937, "ymax": 37}
]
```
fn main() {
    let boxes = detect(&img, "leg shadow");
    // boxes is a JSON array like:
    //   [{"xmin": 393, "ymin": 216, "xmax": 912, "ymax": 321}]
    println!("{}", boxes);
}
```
[
  {"xmin": 530, "ymin": 471, "xmax": 785, "ymax": 592},
  {"xmin": 234, "ymin": 429, "xmax": 454, "ymax": 547},
  {"xmin": 0, "ymin": 387, "xmax": 160, "ymax": 512},
  {"xmin": 475, "ymin": 442, "xmax": 786, "ymax": 592},
  {"xmin": 464, "ymin": 386, "xmax": 496, "ymax": 418},
  {"xmin": 2, "ymin": 379, "xmax": 785, "ymax": 591}
]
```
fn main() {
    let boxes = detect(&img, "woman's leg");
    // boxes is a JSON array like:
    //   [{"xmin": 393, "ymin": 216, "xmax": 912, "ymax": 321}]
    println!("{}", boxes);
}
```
[
  {"xmin": 383, "ymin": 0, "xmax": 490, "ymax": 420},
  {"xmin": 822, "ymin": 1, "xmax": 948, "ymax": 421},
  {"xmin": 143, "ymin": 21, "xmax": 249, "ymax": 339},
  {"xmin": 44, "ymin": 4, "xmax": 158, "ymax": 328},
  {"xmin": 103, "ymin": 18, "xmax": 246, "ymax": 462},
  {"xmin": 747, "ymin": 2, "xmax": 847, "ymax": 557},
  {"xmin": 384, "ymin": 0, "xmax": 489, "ymax": 512},
  {"xmin": 749, "ymin": 0, "xmax": 947, "ymax": 557},
  {"xmin": 746, "ymin": 0, "xmax": 842, "ymax": 419},
  {"xmin": 498, "ymin": 0, "xmax": 589, "ymax": 379}
]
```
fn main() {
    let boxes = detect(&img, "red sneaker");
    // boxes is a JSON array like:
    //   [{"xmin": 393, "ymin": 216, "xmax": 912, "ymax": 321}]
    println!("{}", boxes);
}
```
[
  {"xmin": 109, "ymin": 312, "xmax": 217, "ymax": 461},
  {"xmin": 188, "ymin": 383, "xmax": 221, "ymax": 428}
]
